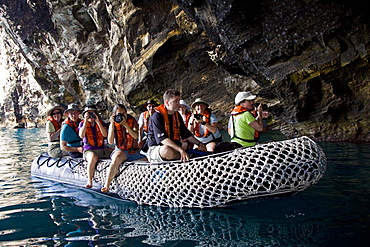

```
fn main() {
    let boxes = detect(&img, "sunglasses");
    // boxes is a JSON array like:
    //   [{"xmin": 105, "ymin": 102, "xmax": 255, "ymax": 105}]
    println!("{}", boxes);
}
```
[{"xmin": 52, "ymin": 112, "xmax": 62, "ymax": 116}]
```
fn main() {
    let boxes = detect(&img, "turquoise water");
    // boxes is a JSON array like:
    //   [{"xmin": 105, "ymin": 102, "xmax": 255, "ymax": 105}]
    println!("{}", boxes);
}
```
[{"xmin": 0, "ymin": 128, "xmax": 369, "ymax": 246}]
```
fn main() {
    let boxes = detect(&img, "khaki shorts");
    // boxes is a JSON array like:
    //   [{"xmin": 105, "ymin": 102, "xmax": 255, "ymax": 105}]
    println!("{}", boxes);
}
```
[
  {"xmin": 48, "ymin": 142, "xmax": 63, "ymax": 158},
  {"xmin": 83, "ymin": 148, "xmax": 112, "ymax": 160},
  {"xmin": 146, "ymin": 145, "xmax": 164, "ymax": 163}
]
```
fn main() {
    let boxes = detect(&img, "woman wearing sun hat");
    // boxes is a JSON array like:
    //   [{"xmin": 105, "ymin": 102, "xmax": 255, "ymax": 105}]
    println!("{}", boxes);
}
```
[
  {"xmin": 188, "ymin": 98, "xmax": 222, "ymax": 152},
  {"xmin": 228, "ymin": 92, "xmax": 264, "ymax": 148},
  {"xmin": 46, "ymin": 105, "xmax": 67, "ymax": 158}
]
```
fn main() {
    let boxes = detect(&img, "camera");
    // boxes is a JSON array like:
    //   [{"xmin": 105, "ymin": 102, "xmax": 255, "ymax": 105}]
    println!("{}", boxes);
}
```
[
  {"xmin": 89, "ymin": 112, "xmax": 95, "ymax": 118},
  {"xmin": 114, "ymin": 113, "xmax": 124, "ymax": 123},
  {"xmin": 194, "ymin": 114, "xmax": 203, "ymax": 120},
  {"xmin": 253, "ymin": 103, "xmax": 268, "ymax": 110}
]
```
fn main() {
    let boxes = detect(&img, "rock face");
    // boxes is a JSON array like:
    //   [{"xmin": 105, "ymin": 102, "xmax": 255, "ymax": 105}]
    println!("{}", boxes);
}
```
[{"xmin": 0, "ymin": 0, "xmax": 369, "ymax": 141}]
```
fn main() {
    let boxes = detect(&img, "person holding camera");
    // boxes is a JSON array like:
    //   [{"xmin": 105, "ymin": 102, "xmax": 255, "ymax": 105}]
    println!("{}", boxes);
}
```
[
  {"xmin": 101, "ymin": 104, "xmax": 146, "ymax": 193},
  {"xmin": 144, "ymin": 89, "xmax": 207, "ymax": 163},
  {"xmin": 60, "ymin": 103, "xmax": 83, "ymax": 159},
  {"xmin": 78, "ymin": 105, "xmax": 109, "ymax": 189},
  {"xmin": 227, "ymin": 92, "xmax": 265, "ymax": 148},
  {"xmin": 188, "ymin": 98, "xmax": 222, "ymax": 152},
  {"xmin": 138, "ymin": 99, "xmax": 158, "ymax": 148}
]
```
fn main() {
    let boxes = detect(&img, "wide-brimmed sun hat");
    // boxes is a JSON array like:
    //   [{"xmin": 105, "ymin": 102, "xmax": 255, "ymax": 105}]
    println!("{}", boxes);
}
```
[
  {"xmin": 47, "ymin": 105, "xmax": 65, "ymax": 117},
  {"xmin": 191, "ymin": 98, "xmax": 209, "ymax": 108},
  {"xmin": 82, "ymin": 105, "xmax": 97, "ymax": 116},
  {"xmin": 143, "ymin": 99, "xmax": 159, "ymax": 107},
  {"xmin": 64, "ymin": 103, "xmax": 82, "ymax": 115},
  {"xmin": 234, "ymin": 92, "xmax": 257, "ymax": 105},
  {"xmin": 179, "ymin": 100, "xmax": 191, "ymax": 110}
]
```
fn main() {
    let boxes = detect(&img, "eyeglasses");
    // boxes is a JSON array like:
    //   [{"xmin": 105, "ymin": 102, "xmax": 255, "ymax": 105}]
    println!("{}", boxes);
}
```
[{"xmin": 52, "ymin": 112, "xmax": 62, "ymax": 116}]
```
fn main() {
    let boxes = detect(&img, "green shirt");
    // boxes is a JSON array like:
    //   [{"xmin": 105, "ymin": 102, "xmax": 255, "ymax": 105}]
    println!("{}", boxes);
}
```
[{"xmin": 230, "ymin": 111, "xmax": 257, "ymax": 147}]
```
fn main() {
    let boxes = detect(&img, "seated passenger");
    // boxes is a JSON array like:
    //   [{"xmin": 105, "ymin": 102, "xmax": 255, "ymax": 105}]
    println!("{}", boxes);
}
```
[
  {"xmin": 144, "ymin": 89, "xmax": 206, "ymax": 163},
  {"xmin": 228, "ymin": 92, "xmax": 264, "ymax": 147},
  {"xmin": 78, "ymin": 105, "xmax": 109, "ymax": 188},
  {"xmin": 101, "ymin": 104, "xmax": 146, "ymax": 193},
  {"xmin": 179, "ymin": 100, "xmax": 191, "ymax": 125},
  {"xmin": 138, "ymin": 99, "xmax": 158, "ymax": 148},
  {"xmin": 188, "ymin": 98, "xmax": 222, "ymax": 152},
  {"xmin": 60, "ymin": 103, "xmax": 83, "ymax": 158},
  {"xmin": 179, "ymin": 100, "xmax": 192, "ymax": 150},
  {"xmin": 46, "ymin": 105, "xmax": 67, "ymax": 158}
]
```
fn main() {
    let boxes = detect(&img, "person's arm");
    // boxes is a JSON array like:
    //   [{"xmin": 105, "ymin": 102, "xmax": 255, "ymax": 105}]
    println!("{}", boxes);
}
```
[
  {"xmin": 187, "ymin": 115, "xmax": 195, "ymax": 133},
  {"xmin": 193, "ymin": 114, "xmax": 218, "ymax": 133},
  {"xmin": 138, "ymin": 113, "xmax": 144, "ymax": 142},
  {"xmin": 227, "ymin": 116, "xmax": 233, "ymax": 136},
  {"xmin": 107, "ymin": 116, "xmax": 115, "ymax": 145},
  {"xmin": 95, "ymin": 118, "xmax": 108, "ymax": 137},
  {"xmin": 161, "ymin": 138, "xmax": 190, "ymax": 162},
  {"xmin": 186, "ymin": 136, "xmax": 207, "ymax": 152},
  {"xmin": 79, "ymin": 113, "xmax": 89, "ymax": 139},
  {"xmin": 60, "ymin": 140, "xmax": 83, "ymax": 153},
  {"xmin": 249, "ymin": 104, "xmax": 264, "ymax": 132},
  {"xmin": 120, "ymin": 116, "xmax": 138, "ymax": 139},
  {"xmin": 47, "ymin": 129, "xmax": 61, "ymax": 141}
]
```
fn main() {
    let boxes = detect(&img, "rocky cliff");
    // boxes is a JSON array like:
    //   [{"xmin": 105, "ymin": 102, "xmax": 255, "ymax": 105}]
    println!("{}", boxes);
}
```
[{"xmin": 0, "ymin": 0, "xmax": 369, "ymax": 141}]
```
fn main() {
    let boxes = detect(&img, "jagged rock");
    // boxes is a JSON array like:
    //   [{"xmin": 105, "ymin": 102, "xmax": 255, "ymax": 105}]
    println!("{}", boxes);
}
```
[{"xmin": 0, "ymin": 0, "xmax": 369, "ymax": 141}]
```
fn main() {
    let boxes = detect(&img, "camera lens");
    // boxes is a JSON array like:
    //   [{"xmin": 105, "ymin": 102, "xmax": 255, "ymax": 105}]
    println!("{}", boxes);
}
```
[{"xmin": 114, "ymin": 114, "xmax": 123, "ymax": 123}]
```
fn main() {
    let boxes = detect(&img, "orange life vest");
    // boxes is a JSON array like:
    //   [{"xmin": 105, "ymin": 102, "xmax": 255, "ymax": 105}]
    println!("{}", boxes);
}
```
[
  {"xmin": 230, "ymin": 106, "xmax": 260, "ymax": 140},
  {"xmin": 155, "ymin": 104, "xmax": 181, "ymax": 141},
  {"xmin": 114, "ymin": 115, "xmax": 139, "ymax": 151},
  {"xmin": 194, "ymin": 109, "xmax": 212, "ymax": 137},
  {"xmin": 143, "ymin": 111, "xmax": 151, "ymax": 133},
  {"xmin": 63, "ymin": 118, "xmax": 81, "ymax": 133},
  {"xmin": 182, "ymin": 111, "xmax": 191, "ymax": 125},
  {"xmin": 47, "ymin": 117, "xmax": 62, "ymax": 132},
  {"xmin": 82, "ymin": 120, "xmax": 105, "ymax": 147}
]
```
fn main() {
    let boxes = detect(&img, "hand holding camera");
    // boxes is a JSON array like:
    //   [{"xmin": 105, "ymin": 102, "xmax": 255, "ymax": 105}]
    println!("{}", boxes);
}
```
[
  {"xmin": 114, "ymin": 113, "xmax": 125, "ymax": 123},
  {"xmin": 194, "ymin": 113, "xmax": 203, "ymax": 120}
]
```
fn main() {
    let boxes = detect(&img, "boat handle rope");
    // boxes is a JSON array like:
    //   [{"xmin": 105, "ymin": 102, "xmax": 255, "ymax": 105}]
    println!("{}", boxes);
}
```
[
  {"xmin": 115, "ymin": 163, "xmax": 133, "ymax": 178},
  {"xmin": 37, "ymin": 154, "xmax": 84, "ymax": 170}
]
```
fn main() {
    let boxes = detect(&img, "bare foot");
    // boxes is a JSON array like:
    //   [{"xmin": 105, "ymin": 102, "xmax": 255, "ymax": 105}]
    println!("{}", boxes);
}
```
[
  {"xmin": 85, "ymin": 184, "xmax": 92, "ymax": 189},
  {"xmin": 101, "ymin": 187, "xmax": 109, "ymax": 193}
]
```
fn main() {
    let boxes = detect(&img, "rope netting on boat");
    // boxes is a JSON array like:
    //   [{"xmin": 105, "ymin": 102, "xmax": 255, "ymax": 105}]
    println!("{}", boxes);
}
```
[{"xmin": 32, "ymin": 136, "xmax": 327, "ymax": 208}]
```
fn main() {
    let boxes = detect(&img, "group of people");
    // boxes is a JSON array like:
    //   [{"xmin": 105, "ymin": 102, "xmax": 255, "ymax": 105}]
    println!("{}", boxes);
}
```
[{"xmin": 45, "ymin": 89, "xmax": 268, "ymax": 192}]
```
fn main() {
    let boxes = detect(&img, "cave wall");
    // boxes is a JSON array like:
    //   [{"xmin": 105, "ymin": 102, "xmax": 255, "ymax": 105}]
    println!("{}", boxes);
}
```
[{"xmin": 0, "ymin": 0, "xmax": 369, "ymax": 141}]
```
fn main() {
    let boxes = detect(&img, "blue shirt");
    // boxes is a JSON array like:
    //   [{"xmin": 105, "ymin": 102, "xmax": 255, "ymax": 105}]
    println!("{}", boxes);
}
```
[{"xmin": 60, "ymin": 123, "xmax": 82, "ymax": 147}]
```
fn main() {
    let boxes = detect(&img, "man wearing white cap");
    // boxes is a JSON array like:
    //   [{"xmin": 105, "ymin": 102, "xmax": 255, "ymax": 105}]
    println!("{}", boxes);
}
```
[{"xmin": 228, "ymin": 92, "xmax": 264, "ymax": 147}]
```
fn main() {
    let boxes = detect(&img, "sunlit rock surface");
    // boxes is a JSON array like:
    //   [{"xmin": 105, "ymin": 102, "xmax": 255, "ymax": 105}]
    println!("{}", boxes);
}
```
[{"xmin": 0, "ymin": 0, "xmax": 369, "ymax": 141}]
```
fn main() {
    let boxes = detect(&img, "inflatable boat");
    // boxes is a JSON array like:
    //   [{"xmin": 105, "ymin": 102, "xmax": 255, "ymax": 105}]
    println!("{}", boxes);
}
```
[{"xmin": 31, "ymin": 136, "xmax": 327, "ymax": 208}]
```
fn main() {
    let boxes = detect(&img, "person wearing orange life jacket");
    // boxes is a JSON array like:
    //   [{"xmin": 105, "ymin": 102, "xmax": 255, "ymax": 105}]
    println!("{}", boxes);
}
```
[
  {"xmin": 138, "ymin": 99, "xmax": 158, "ymax": 148},
  {"xmin": 144, "ymin": 89, "xmax": 207, "ymax": 163},
  {"xmin": 101, "ymin": 104, "xmax": 147, "ymax": 193},
  {"xmin": 60, "ymin": 103, "xmax": 84, "ymax": 159},
  {"xmin": 227, "ymin": 92, "xmax": 265, "ymax": 148},
  {"xmin": 178, "ymin": 100, "xmax": 192, "ymax": 150},
  {"xmin": 188, "ymin": 98, "xmax": 222, "ymax": 152},
  {"xmin": 46, "ymin": 105, "xmax": 67, "ymax": 158},
  {"xmin": 78, "ymin": 105, "xmax": 109, "ymax": 189}
]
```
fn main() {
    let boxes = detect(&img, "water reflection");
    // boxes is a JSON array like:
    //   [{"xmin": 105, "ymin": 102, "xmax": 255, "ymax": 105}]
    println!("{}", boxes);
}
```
[
  {"xmin": 0, "ymin": 128, "xmax": 47, "ymax": 207},
  {"xmin": 0, "ymin": 178, "xmax": 326, "ymax": 246}
]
